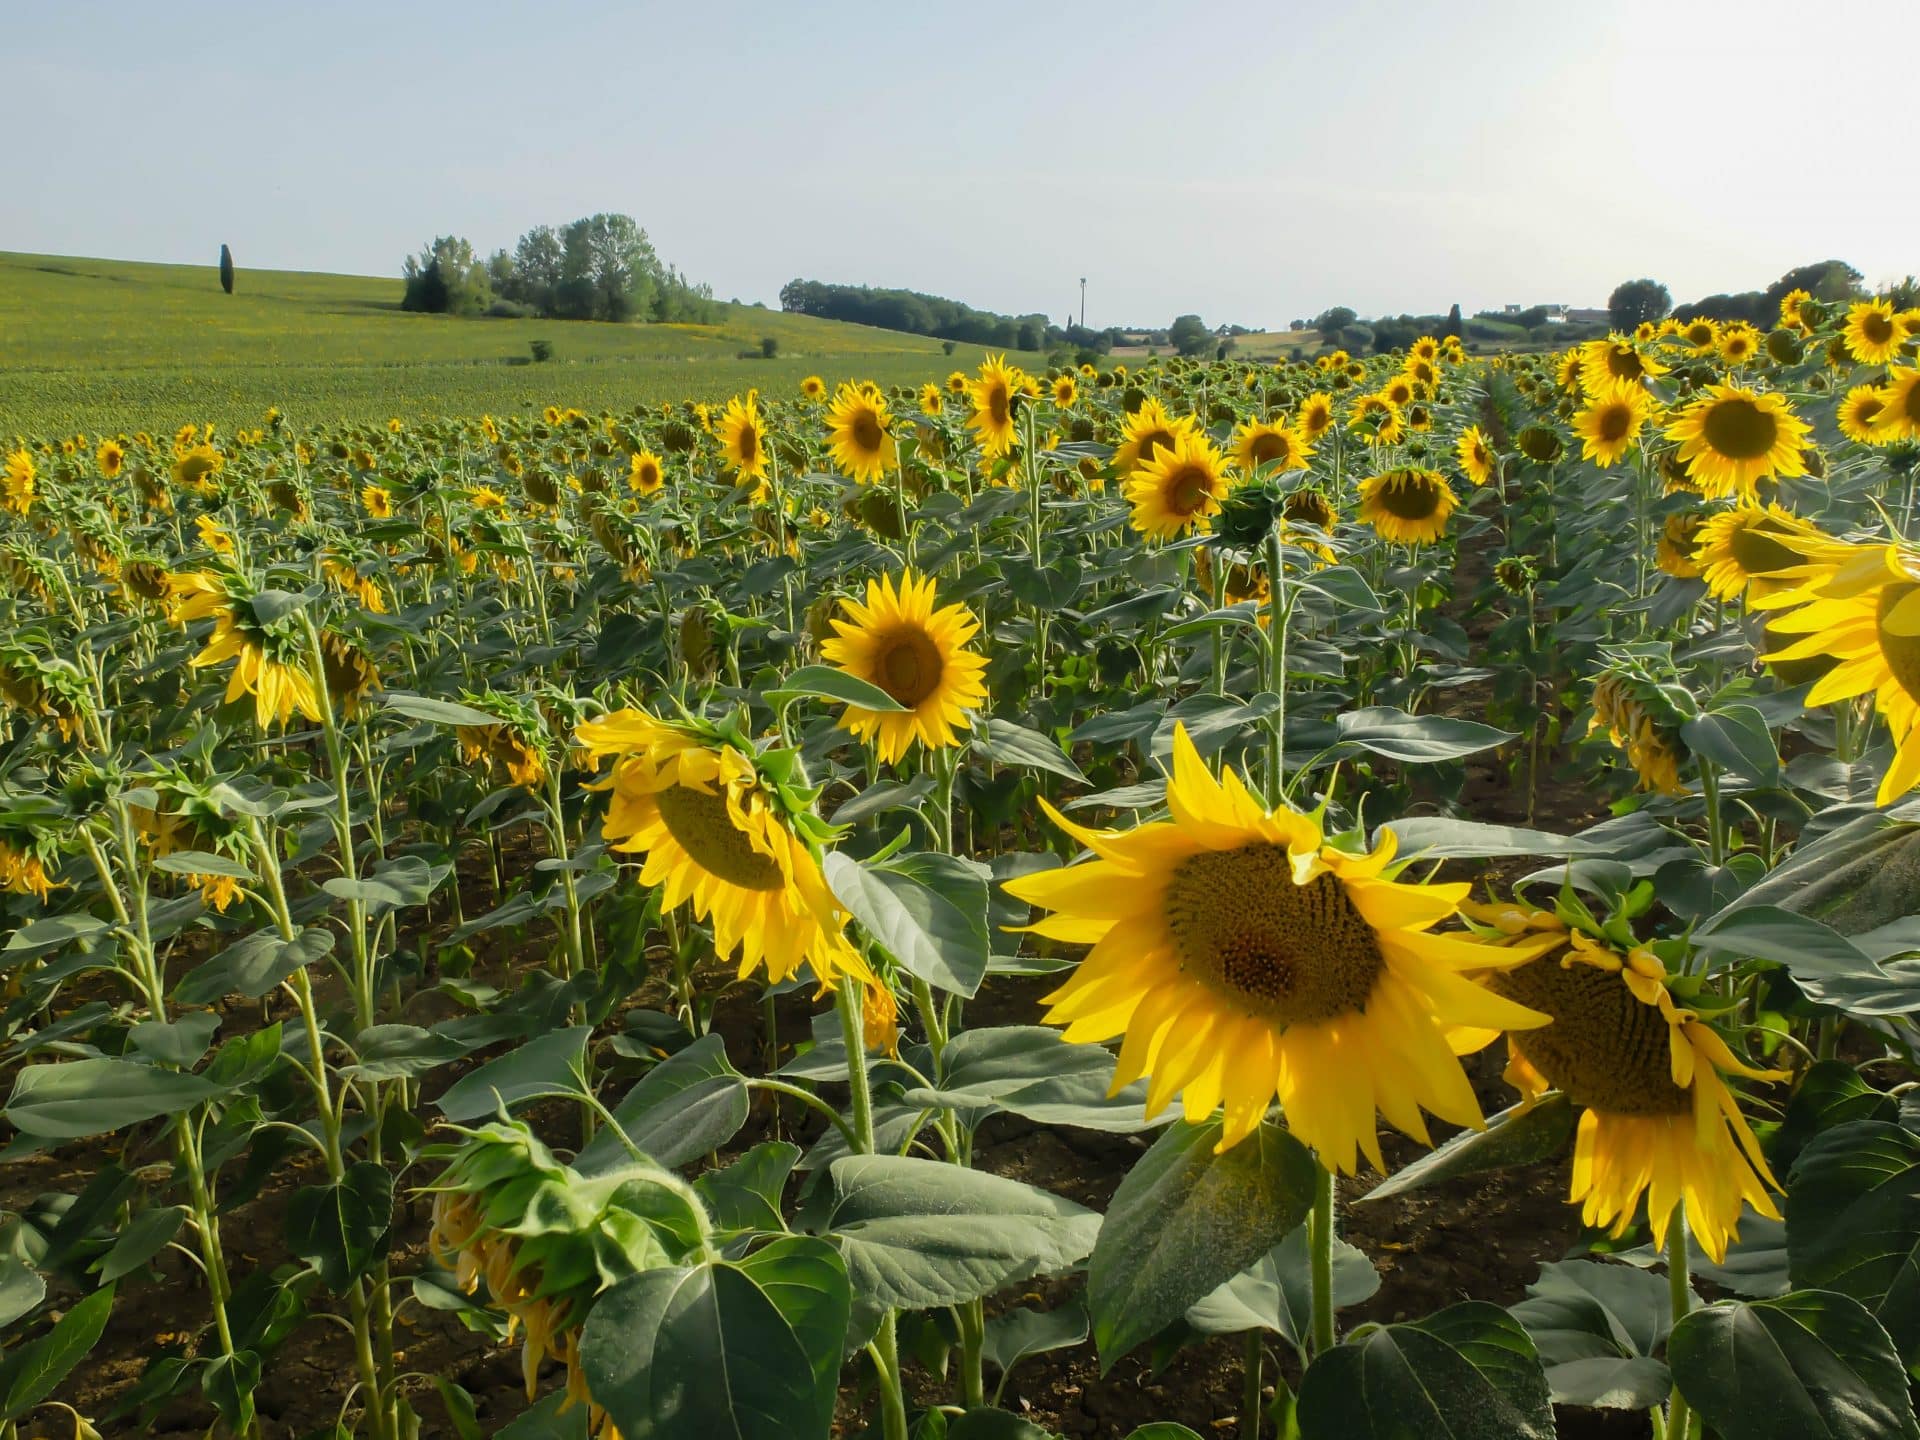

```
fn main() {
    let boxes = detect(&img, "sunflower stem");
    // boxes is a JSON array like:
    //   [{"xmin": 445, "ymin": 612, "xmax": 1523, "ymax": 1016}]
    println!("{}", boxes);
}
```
[
  {"xmin": 1310, "ymin": 1162, "xmax": 1337, "ymax": 1357},
  {"xmin": 838, "ymin": 985, "xmax": 910, "ymax": 1440},
  {"xmin": 1265, "ymin": 524, "xmax": 1290, "ymax": 801},
  {"xmin": 1241, "ymin": 1329, "xmax": 1265, "ymax": 1439},
  {"xmin": 1665, "ymin": 1203, "xmax": 1696, "ymax": 1440}
]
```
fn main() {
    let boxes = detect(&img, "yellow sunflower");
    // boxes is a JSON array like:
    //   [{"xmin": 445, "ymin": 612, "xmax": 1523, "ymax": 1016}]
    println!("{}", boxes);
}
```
[
  {"xmin": 1717, "ymin": 322, "xmax": 1761, "ymax": 366},
  {"xmin": 1473, "ymin": 909, "xmax": 1783, "ymax": 1264},
  {"xmin": 1872, "ymin": 366, "xmax": 1920, "ymax": 442},
  {"xmin": 0, "ymin": 839, "xmax": 58, "ymax": 904},
  {"xmin": 1777, "ymin": 288, "xmax": 1812, "ymax": 332},
  {"xmin": 1296, "ymin": 392, "xmax": 1335, "ymax": 442},
  {"xmin": 1555, "ymin": 349, "xmax": 1586, "ymax": 392},
  {"xmin": 918, "ymin": 382, "xmax": 944, "ymax": 418},
  {"xmin": 946, "ymin": 370, "xmax": 969, "ymax": 395},
  {"xmin": 171, "ymin": 443, "xmax": 224, "ymax": 494},
  {"xmin": 819, "ymin": 569, "xmax": 988, "ymax": 764},
  {"xmin": 1378, "ymin": 374, "xmax": 1417, "ymax": 409},
  {"xmin": 1230, "ymin": 419, "xmax": 1310, "ymax": 475},
  {"xmin": 825, "ymin": 382, "xmax": 897, "ymax": 483},
  {"xmin": 1357, "ymin": 467, "xmax": 1457, "ymax": 546},
  {"xmin": 1052, "ymin": 374, "xmax": 1078, "ymax": 407},
  {"xmin": 1589, "ymin": 672, "xmax": 1686, "ymax": 794},
  {"xmin": 1838, "ymin": 385, "xmax": 1890, "ymax": 443},
  {"xmin": 800, "ymin": 375, "xmax": 826, "ymax": 401},
  {"xmin": 1664, "ymin": 384, "xmax": 1810, "ymax": 500},
  {"xmin": 717, "ymin": 392, "xmax": 770, "ymax": 483},
  {"xmin": 361, "ymin": 484, "xmax": 393, "ymax": 518},
  {"xmin": 97, "ymin": 439, "xmax": 126, "ymax": 478},
  {"xmin": 629, "ymin": 450, "xmax": 666, "ymax": 497},
  {"xmin": 1844, "ymin": 299, "xmax": 1902, "ymax": 366},
  {"xmin": 1580, "ymin": 338, "xmax": 1668, "ymax": 393},
  {"xmin": 1346, "ymin": 394, "xmax": 1405, "ymax": 447},
  {"xmin": 574, "ymin": 708, "xmax": 869, "ymax": 987},
  {"xmin": 1573, "ymin": 382, "xmax": 1657, "ymax": 468},
  {"xmin": 173, "ymin": 572, "xmax": 323, "ymax": 730},
  {"xmin": 1004, "ymin": 725, "xmax": 1552, "ymax": 1167},
  {"xmin": 1760, "ymin": 542, "xmax": 1920, "ymax": 804},
  {"xmin": 1656, "ymin": 512, "xmax": 1706, "ymax": 579},
  {"xmin": 1690, "ymin": 503, "xmax": 1830, "ymax": 603},
  {"xmin": 966, "ymin": 355, "xmax": 1025, "ymax": 458},
  {"xmin": 1123, "ymin": 429, "xmax": 1232, "ymax": 541},
  {"xmin": 457, "ymin": 723, "xmax": 548, "ymax": 791},
  {"xmin": 1456, "ymin": 424, "xmax": 1496, "ymax": 486},
  {"xmin": 1676, "ymin": 318, "xmax": 1719, "ymax": 355},
  {"xmin": 1112, "ymin": 397, "xmax": 1194, "ymax": 478},
  {"xmin": 2, "ymin": 450, "xmax": 35, "ymax": 517}
]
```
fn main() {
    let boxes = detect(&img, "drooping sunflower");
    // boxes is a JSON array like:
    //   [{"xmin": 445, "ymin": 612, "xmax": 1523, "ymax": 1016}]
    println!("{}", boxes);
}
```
[
  {"xmin": 966, "ymin": 355, "xmax": 1025, "ymax": 458},
  {"xmin": 1357, "ymin": 467, "xmax": 1457, "ymax": 546},
  {"xmin": 1716, "ymin": 322, "xmax": 1762, "ymax": 367},
  {"xmin": 1112, "ymin": 397, "xmax": 1194, "ymax": 478},
  {"xmin": 799, "ymin": 375, "xmax": 826, "ymax": 401},
  {"xmin": 825, "ymin": 382, "xmax": 897, "ymax": 483},
  {"xmin": 1296, "ymin": 392, "xmax": 1335, "ymax": 441},
  {"xmin": 1838, "ymin": 385, "xmax": 1890, "ymax": 443},
  {"xmin": 1470, "ymin": 907, "xmax": 1784, "ymax": 1264},
  {"xmin": 1004, "ymin": 725, "xmax": 1552, "ymax": 1167},
  {"xmin": 173, "ymin": 571, "xmax": 324, "ymax": 730},
  {"xmin": 628, "ymin": 449, "xmax": 666, "ymax": 497},
  {"xmin": 1872, "ymin": 366, "xmax": 1920, "ymax": 442},
  {"xmin": 1456, "ymin": 425, "xmax": 1496, "ymax": 486},
  {"xmin": 1759, "ymin": 542, "xmax": 1920, "ymax": 804},
  {"xmin": 1679, "ymin": 317, "xmax": 1720, "ymax": 356},
  {"xmin": 1280, "ymin": 487, "xmax": 1338, "ymax": 566},
  {"xmin": 1655, "ymin": 512, "xmax": 1706, "ymax": 579},
  {"xmin": 717, "ymin": 392, "xmax": 770, "ymax": 483},
  {"xmin": 1579, "ymin": 337, "xmax": 1668, "ymax": 393},
  {"xmin": 1573, "ymin": 381, "xmax": 1657, "ymax": 467},
  {"xmin": 1691, "ymin": 503, "xmax": 1832, "ymax": 603},
  {"xmin": 1844, "ymin": 298, "xmax": 1902, "ymax": 366},
  {"xmin": 918, "ymin": 382, "xmax": 945, "ymax": 418},
  {"xmin": 819, "ymin": 569, "xmax": 988, "ymax": 764},
  {"xmin": 1588, "ymin": 669, "xmax": 1687, "ymax": 794},
  {"xmin": 1664, "ymin": 384, "xmax": 1810, "ymax": 499},
  {"xmin": 171, "ymin": 443, "xmax": 224, "ymax": 495},
  {"xmin": 1230, "ymin": 419, "xmax": 1310, "ymax": 475},
  {"xmin": 1124, "ymin": 429, "xmax": 1232, "ymax": 540},
  {"xmin": 574, "ymin": 708, "xmax": 870, "ymax": 987}
]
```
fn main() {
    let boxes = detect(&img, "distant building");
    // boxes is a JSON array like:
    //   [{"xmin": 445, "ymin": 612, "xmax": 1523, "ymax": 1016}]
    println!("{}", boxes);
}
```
[
  {"xmin": 1502, "ymin": 303, "xmax": 1570, "ymax": 323},
  {"xmin": 1567, "ymin": 307, "xmax": 1610, "ymax": 326}
]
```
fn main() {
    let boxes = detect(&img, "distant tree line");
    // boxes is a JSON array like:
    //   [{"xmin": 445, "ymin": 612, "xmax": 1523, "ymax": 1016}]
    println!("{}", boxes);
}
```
[
  {"xmin": 779, "ymin": 280, "xmax": 1093, "ymax": 352},
  {"xmin": 402, "ymin": 215, "xmax": 719, "ymax": 323},
  {"xmin": 1668, "ymin": 259, "xmax": 1862, "ymax": 326}
]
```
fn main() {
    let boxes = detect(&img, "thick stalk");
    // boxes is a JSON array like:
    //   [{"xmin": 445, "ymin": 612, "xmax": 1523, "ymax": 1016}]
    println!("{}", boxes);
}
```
[
  {"xmin": 1665, "ymin": 1204, "xmax": 1695, "ymax": 1440},
  {"xmin": 837, "ymin": 985, "xmax": 909, "ymax": 1440},
  {"xmin": 1242, "ymin": 1330, "xmax": 1264, "ymax": 1439},
  {"xmin": 1265, "ymin": 525, "xmax": 1290, "ymax": 801},
  {"xmin": 1309, "ymin": 1163, "xmax": 1336, "ymax": 1357}
]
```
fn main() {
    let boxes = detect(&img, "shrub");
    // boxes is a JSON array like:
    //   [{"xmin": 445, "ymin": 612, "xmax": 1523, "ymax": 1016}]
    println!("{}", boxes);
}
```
[
  {"xmin": 487, "ymin": 300, "xmax": 537, "ymax": 319},
  {"xmin": 761, "ymin": 336, "xmax": 779, "ymax": 359},
  {"xmin": 529, "ymin": 339, "xmax": 554, "ymax": 363}
]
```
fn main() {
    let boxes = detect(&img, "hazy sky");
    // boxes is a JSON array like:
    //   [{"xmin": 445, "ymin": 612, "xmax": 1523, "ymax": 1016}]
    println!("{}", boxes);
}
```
[{"xmin": 10, "ymin": 0, "xmax": 1916, "ymax": 330}]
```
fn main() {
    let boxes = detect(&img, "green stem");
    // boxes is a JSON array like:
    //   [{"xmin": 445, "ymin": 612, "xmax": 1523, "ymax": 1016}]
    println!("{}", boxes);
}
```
[
  {"xmin": 837, "ymin": 981, "xmax": 908, "ymax": 1440},
  {"xmin": 1665, "ymin": 1204, "xmax": 1695, "ymax": 1440},
  {"xmin": 1310, "ymin": 1162, "xmax": 1336, "ymax": 1357},
  {"xmin": 1242, "ymin": 1329, "xmax": 1264, "ymax": 1439},
  {"xmin": 959, "ymin": 1299, "xmax": 987, "ymax": 1408},
  {"xmin": 1265, "ymin": 524, "xmax": 1291, "ymax": 802}
]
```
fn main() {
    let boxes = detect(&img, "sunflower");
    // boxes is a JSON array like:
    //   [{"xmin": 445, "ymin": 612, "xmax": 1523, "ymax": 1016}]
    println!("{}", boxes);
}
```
[
  {"xmin": 1378, "ymin": 374, "xmax": 1417, "ymax": 409},
  {"xmin": 717, "ymin": 392, "xmax": 770, "ymax": 483},
  {"xmin": 1472, "ymin": 910, "xmax": 1783, "ymax": 1264},
  {"xmin": 1004, "ymin": 725, "xmax": 1552, "ymax": 1167},
  {"xmin": 457, "ymin": 723, "xmax": 548, "ymax": 791},
  {"xmin": 0, "ymin": 838, "xmax": 59, "ymax": 904},
  {"xmin": 1554, "ymin": 349, "xmax": 1586, "ymax": 392},
  {"xmin": 1572, "ymin": 381, "xmax": 1657, "ymax": 467},
  {"xmin": 1579, "ymin": 338, "xmax": 1668, "ymax": 393},
  {"xmin": 946, "ymin": 370, "xmax": 969, "ymax": 395},
  {"xmin": 1230, "ymin": 419, "xmax": 1310, "ymax": 475},
  {"xmin": 825, "ymin": 382, "xmax": 897, "ymax": 483},
  {"xmin": 1777, "ymin": 288, "xmax": 1812, "ymax": 332},
  {"xmin": 1280, "ymin": 487, "xmax": 1338, "ymax": 566},
  {"xmin": 171, "ymin": 443, "xmax": 224, "ymax": 494},
  {"xmin": 918, "ymin": 382, "xmax": 945, "ymax": 418},
  {"xmin": 1844, "ymin": 299, "xmax": 1902, "ymax": 366},
  {"xmin": 1357, "ymin": 468, "xmax": 1457, "ymax": 546},
  {"xmin": 1760, "ymin": 542, "xmax": 1920, "ymax": 804},
  {"xmin": 1052, "ymin": 374, "xmax": 1078, "ymax": 407},
  {"xmin": 1124, "ymin": 429, "xmax": 1232, "ymax": 540},
  {"xmin": 1656, "ymin": 512, "xmax": 1706, "ymax": 579},
  {"xmin": 1588, "ymin": 671, "xmax": 1686, "ymax": 794},
  {"xmin": 1409, "ymin": 335, "xmax": 1440, "ymax": 363},
  {"xmin": 97, "ymin": 438, "xmax": 126, "ymax": 478},
  {"xmin": 1296, "ymin": 392, "xmax": 1335, "ymax": 441},
  {"xmin": 1456, "ymin": 424, "xmax": 1496, "ymax": 486},
  {"xmin": 1717, "ymin": 322, "xmax": 1761, "ymax": 366},
  {"xmin": 819, "ymin": 569, "xmax": 988, "ymax": 764},
  {"xmin": 966, "ymin": 356, "xmax": 1025, "ymax": 458},
  {"xmin": 317, "ymin": 631, "xmax": 380, "ymax": 719},
  {"xmin": 174, "ymin": 572, "xmax": 324, "ymax": 730},
  {"xmin": 1346, "ymin": 394, "xmax": 1405, "ymax": 447},
  {"xmin": 628, "ymin": 449, "xmax": 666, "ymax": 497},
  {"xmin": 1112, "ymin": 397, "xmax": 1194, "ymax": 478},
  {"xmin": 1836, "ymin": 385, "xmax": 1889, "ymax": 443},
  {"xmin": 471, "ymin": 486, "xmax": 508, "ymax": 512},
  {"xmin": 574, "ymin": 708, "xmax": 870, "ymax": 987},
  {"xmin": 195, "ymin": 516, "xmax": 236, "ymax": 557},
  {"xmin": 1664, "ymin": 384, "xmax": 1810, "ymax": 500},
  {"xmin": 1, "ymin": 450, "xmax": 35, "ymax": 517},
  {"xmin": 361, "ymin": 484, "xmax": 394, "ymax": 518},
  {"xmin": 800, "ymin": 375, "xmax": 826, "ymax": 401},
  {"xmin": 1873, "ymin": 366, "xmax": 1920, "ymax": 442}
]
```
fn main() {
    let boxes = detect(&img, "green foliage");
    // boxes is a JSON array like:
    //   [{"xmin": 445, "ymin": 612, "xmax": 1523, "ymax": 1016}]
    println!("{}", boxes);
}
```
[{"xmin": 1607, "ymin": 277, "xmax": 1671, "ymax": 330}]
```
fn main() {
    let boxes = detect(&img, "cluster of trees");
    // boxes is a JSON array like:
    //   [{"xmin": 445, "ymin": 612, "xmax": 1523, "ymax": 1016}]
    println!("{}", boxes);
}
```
[
  {"xmin": 401, "ymin": 215, "xmax": 718, "ymax": 324},
  {"xmin": 1295, "ymin": 305, "xmax": 1466, "ymax": 354},
  {"xmin": 1669, "ymin": 259, "xmax": 1863, "ymax": 326},
  {"xmin": 778, "ymin": 280, "xmax": 1060, "ymax": 350}
]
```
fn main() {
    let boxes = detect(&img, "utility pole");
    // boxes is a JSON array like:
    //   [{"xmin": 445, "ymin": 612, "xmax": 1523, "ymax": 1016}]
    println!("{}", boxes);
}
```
[{"xmin": 1079, "ymin": 277, "xmax": 1086, "ymax": 329}]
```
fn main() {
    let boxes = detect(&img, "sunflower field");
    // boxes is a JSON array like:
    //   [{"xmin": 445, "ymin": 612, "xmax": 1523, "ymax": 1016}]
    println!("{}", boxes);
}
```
[{"xmin": 4, "ymin": 293, "xmax": 1920, "ymax": 1440}]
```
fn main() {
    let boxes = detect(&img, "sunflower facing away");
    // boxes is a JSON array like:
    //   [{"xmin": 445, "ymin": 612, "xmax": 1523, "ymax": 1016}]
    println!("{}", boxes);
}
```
[
  {"xmin": 1664, "ymin": 384, "xmax": 1810, "ymax": 500},
  {"xmin": 1473, "ymin": 907, "xmax": 1784, "ymax": 1264},
  {"xmin": 1004, "ymin": 726, "xmax": 1553, "ymax": 1168},
  {"xmin": 820, "ymin": 569, "xmax": 988, "ymax": 764},
  {"xmin": 967, "ymin": 355, "xmax": 1025, "ymax": 458},
  {"xmin": 172, "ymin": 571, "xmax": 323, "ymax": 730},
  {"xmin": 1230, "ymin": 419, "xmax": 1310, "ymax": 475},
  {"xmin": 1456, "ymin": 425, "xmax": 1496, "ymax": 486},
  {"xmin": 575, "ymin": 708, "xmax": 870, "ymax": 987},
  {"xmin": 1124, "ymin": 429, "xmax": 1232, "ymax": 541},
  {"xmin": 716, "ymin": 392, "xmax": 770, "ymax": 484},
  {"xmin": 1357, "ymin": 467, "xmax": 1457, "ymax": 546},
  {"xmin": 1844, "ymin": 299, "xmax": 1902, "ymax": 366},
  {"xmin": 1112, "ymin": 397, "xmax": 1194, "ymax": 478},
  {"xmin": 1573, "ymin": 381, "xmax": 1657, "ymax": 468},
  {"xmin": 1588, "ymin": 670, "xmax": 1686, "ymax": 794},
  {"xmin": 825, "ymin": 382, "xmax": 897, "ymax": 483},
  {"xmin": 1655, "ymin": 512, "xmax": 1705, "ymax": 579}
]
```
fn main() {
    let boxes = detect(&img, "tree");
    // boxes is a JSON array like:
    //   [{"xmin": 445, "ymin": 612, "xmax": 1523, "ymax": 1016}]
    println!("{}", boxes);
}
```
[
  {"xmin": 219, "ymin": 244, "xmax": 234, "ymax": 296},
  {"xmin": 1765, "ymin": 259, "xmax": 1862, "ymax": 311},
  {"xmin": 1608, "ymin": 278, "xmax": 1671, "ymax": 331},
  {"xmin": 1169, "ymin": 314, "xmax": 1211, "ymax": 356},
  {"xmin": 402, "ymin": 236, "xmax": 491, "ymax": 315},
  {"xmin": 1315, "ymin": 307, "xmax": 1356, "ymax": 343},
  {"xmin": 1443, "ymin": 303, "xmax": 1462, "ymax": 339}
]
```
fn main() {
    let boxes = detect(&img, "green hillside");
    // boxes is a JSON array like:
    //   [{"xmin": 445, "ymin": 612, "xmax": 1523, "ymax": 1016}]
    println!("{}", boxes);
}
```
[{"xmin": 0, "ymin": 252, "xmax": 988, "ymax": 435}]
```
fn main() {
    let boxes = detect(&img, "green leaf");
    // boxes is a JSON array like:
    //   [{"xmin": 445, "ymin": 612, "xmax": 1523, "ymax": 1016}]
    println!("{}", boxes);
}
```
[
  {"xmin": 901, "ymin": 1025, "xmax": 1161, "ymax": 1133},
  {"xmin": 0, "ymin": 1282, "xmax": 114, "ymax": 1422},
  {"xmin": 152, "ymin": 849, "xmax": 256, "ymax": 879},
  {"xmin": 98, "ymin": 1204, "xmax": 190, "ymax": 1283},
  {"xmin": 1788, "ymin": 1121, "xmax": 1920, "ymax": 1363},
  {"xmin": 128, "ymin": 1011, "xmax": 221, "ymax": 1068},
  {"xmin": 3, "ymin": 1058, "xmax": 221, "ymax": 1139},
  {"xmin": 2, "ymin": 913, "xmax": 108, "ymax": 958},
  {"xmin": 286, "ymin": 1162, "xmax": 394, "ymax": 1293},
  {"xmin": 696, "ymin": 1142, "xmax": 802, "ymax": 1233},
  {"xmin": 1185, "ymin": 1222, "xmax": 1379, "ymax": 1352},
  {"xmin": 381, "ymin": 693, "xmax": 500, "ymax": 727},
  {"xmin": 174, "ymin": 927, "xmax": 332, "ymax": 1005},
  {"xmin": 346, "ymin": 1023, "xmax": 467, "ymax": 1080},
  {"xmin": 825, "ymin": 851, "xmax": 991, "ymax": 999},
  {"xmin": 202, "ymin": 1348, "xmax": 262, "ymax": 1435},
  {"xmin": 1682, "ymin": 703, "xmax": 1780, "ymax": 783},
  {"xmin": 1377, "ymin": 817, "xmax": 1597, "ymax": 860},
  {"xmin": 821, "ymin": 1154, "xmax": 1099, "ymax": 1312},
  {"xmin": 1297, "ymin": 1301, "xmax": 1554, "ymax": 1440},
  {"xmin": 1332, "ymin": 706, "xmax": 1516, "ymax": 763},
  {"xmin": 1089, "ymin": 1117, "xmax": 1317, "ymax": 1367},
  {"xmin": 1362, "ymin": 1096, "xmax": 1577, "ymax": 1201},
  {"xmin": 1121, "ymin": 1428, "xmax": 1206, "ymax": 1440},
  {"xmin": 733, "ymin": 1235, "xmax": 852, "ymax": 1418},
  {"xmin": 580, "ymin": 1260, "xmax": 831, "ymax": 1440},
  {"xmin": 972, "ymin": 718, "xmax": 1087, "ymax": 784},
  {"xmin": 497, "ymin": 1390, "xmax": 590, "ymax": 1439},
  {"xmin": 575, "ymin": 1032, "xmax": 749, "ymax": 1175},
  {"xmin": 946, "ymin": 1410, "xmax": 1055, "ymax": 1440},
  {"xmin": 1726, "ymin": 811, "xmax": 1920, "ymax": 937},
  {"xmin": 0, "ymin": 1258, "xmax": 43, "ymax": 1328},
  {"xmin": 981, "ymin": 1300, "xmax": 1088, "ymax": 1389},
  {"xmin": 1507, "ymin": 1259, "xmax": 1674, "ymax": 1410},
  {"xmin": 432, "ymin": 1377, "xmax": 484, "ymax": 1440},
  {"xmin": 434, "ymin": 1026, "xmax": 590, "ymax": 1122},
  {"xmin": 764, "ymin": 664, "xmax": 906, "ymax": 712},
  {"xmin": 1668, "ymin": 1291, "xmax": 1920, "ymax": 1440},
  {"xmin": 323, "ymin": 855, "xmax": 440, "ymax": 912}
]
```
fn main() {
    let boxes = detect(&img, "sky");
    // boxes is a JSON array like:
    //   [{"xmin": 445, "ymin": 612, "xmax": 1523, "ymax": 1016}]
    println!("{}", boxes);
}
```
[{"xmin": 9, "ymin": 0, "xmax": 1917, "ymax": 331}]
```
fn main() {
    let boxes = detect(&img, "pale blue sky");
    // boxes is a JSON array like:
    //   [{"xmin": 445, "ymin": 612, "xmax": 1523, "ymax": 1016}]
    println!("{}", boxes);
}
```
[{"xmin": 9, "ymin": 0, "xmax": 1915, "ymax": 329}]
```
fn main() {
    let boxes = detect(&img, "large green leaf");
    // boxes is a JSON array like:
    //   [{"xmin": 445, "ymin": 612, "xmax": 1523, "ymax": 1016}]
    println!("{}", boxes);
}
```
[
  {"xmin": 285, "ymin": 1162, "xmax": 394, "ymax": 1293},
  {"xmin": 821, "ymin": 1154, "xmax": 1099, "ymax": 1312},
  {"xmin": 972, "ymin": 718, "xmax": 1087, "ymax": 784},
  {"xmin": 3, "ymin": 1058, "xmax": 221, "ymax": 1139},
  {"xmin": 1508, "ymin": 1259, "xmax": 1673, "ymax": 1409},
  {"xmin": 1089, "ymin": 1117, "xmax": 1316, "ymax": 1367},
  {"xmin": 695, "ymin": 1142, "xmax": 802, "ymax": 1233},
  {"xmin": 900, "ymin": 1025, "xmax": 1160, "ymax": 1132},
  {"xmin": 1297, "ymin": 1301, "xmax": 1554, "ymax": 1440},
  {"xmin": 980, "ymin": 1300, "xmax": 1088, "ymax": 1399},
  {"xmin": 733, "ymin": 1235, "xmax": 852, "ymax": 1411},
  {"xmin": 381, "ymin": 693, "xmax": 500, "ymax": 727},
  {"xmin": 0, "ymin": 1258, "xmax": 42, "ymax": 1328},
  {"xmin": 1362, "ymin": 1096, "xmax": 1577, "ymax": 1202},
  {"xmin": 434, "ymin": 1026, "xmax": 589, "ymax": 1122},
  {"xmin": 1332, "ymin": 707, "xmax": 1516, "ymax": 763},
  {"xmin": 1184, "ymin": 1222, "xmax": 1378, "ymax": 1357},
  {"xmin": 0, "ymin": 1282, "xmax": 114, "ymax": 1422},
  {"xmin": 763, "ymin": 664, "xmax": 905, "ymax": 712},
  {"xmin": 1788, "ymin": 1121, "xmax": 1920, "ymax": 1363},
  {"xmin": 575, "ymin": 1032, "xmax": 749, "ymax": 1175},
  {"xmin": 1681, "ymin": 703, "xmax": 1781, "ymax": 784},
  {"xmin": 173, "ymin": 927, "xmax": 333, "ymax": 1004},
  {"xmin": 825, "ymin": 851, "xmax": 990, "ymax": 998},
  {"xmin": 1668, "ymin": 1291, "xmax": 1920, "ymax": 1440},
  {"xmin": 98, "ymin": 1204, "xmax": 190, "ymax": 1284},
  {"xmin": 1375, "ymin": 817, "xmax": 1596, "ymax": 860}
]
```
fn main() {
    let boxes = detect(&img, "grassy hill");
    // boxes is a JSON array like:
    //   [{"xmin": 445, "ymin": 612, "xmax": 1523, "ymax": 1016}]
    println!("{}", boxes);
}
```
[{"xmin": 0, "ymin": 252, "xmax": 993, "ymax": 435}]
